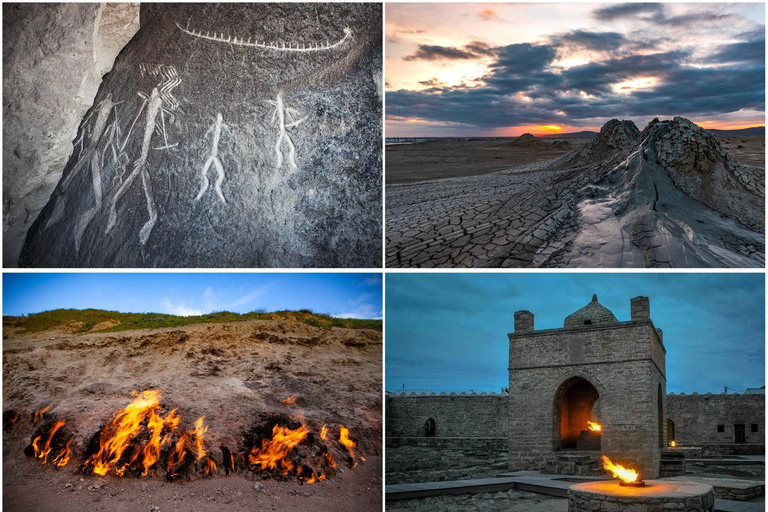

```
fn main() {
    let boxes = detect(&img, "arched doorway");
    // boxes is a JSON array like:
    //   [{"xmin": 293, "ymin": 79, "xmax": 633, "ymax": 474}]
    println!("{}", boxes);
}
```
[
  {"xmin": 667, "ymin": 419, "xmax": 675, "ymax": 444},
  {"xmin": 553, "ymin": 377, "xmax": 600, "ymax": 450},
  {"xmin": 657, "ymin": 384, "xmax": 664, "ymax": 448},
  {"xmin": 424, "ymin": 418, "xmax": 436, "ymax": 437}
]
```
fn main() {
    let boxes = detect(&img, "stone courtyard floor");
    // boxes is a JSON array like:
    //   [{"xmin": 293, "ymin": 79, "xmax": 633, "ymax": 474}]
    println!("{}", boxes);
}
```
[
  {"xmin": 386, "ymin": 489, "xmax": 568, "ymax": 512},
  {"xmin": 385, "ymin": 446, "xmax": 508, "ymax": 484}
]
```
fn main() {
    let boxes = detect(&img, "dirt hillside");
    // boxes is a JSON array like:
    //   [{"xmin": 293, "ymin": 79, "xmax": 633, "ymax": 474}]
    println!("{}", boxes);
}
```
[{"xmin": 3, "ymin": 319, "xmax": 382, "ymax": 511}]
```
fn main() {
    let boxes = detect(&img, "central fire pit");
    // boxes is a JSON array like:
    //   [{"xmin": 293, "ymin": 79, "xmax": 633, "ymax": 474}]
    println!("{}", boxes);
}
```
[{"xmin": 569, "ymin": 480, "xmax": 715, "ymax": 512}]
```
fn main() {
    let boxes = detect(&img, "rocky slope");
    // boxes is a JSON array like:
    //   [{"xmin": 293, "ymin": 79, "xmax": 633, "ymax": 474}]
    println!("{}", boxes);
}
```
[
  {"xmin": 386, "ymin": 117, "xmax": 764, "ymax": 268},
  {"xmin": 18, "ymin": 3, "xmax": 382, "ymax": 267},
  {"xmin": 3, "ymin": 3, "xmax": 140, "ymax": 267}
]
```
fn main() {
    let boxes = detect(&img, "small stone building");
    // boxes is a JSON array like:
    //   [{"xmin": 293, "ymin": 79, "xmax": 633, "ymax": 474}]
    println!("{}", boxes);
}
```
[{"xmin": 508, "ymin": 295, "xmax": 666, "ymax": 478}]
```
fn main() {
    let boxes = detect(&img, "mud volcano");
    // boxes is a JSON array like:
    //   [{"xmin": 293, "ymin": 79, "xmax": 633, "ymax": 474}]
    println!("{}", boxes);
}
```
[
  {"xmin": 18, "ymin": 3, "xmax": 383, "ymax": 268},
  {"xmin": 386, "ymin": 116, "xmax": 764, "ymax": 268}
]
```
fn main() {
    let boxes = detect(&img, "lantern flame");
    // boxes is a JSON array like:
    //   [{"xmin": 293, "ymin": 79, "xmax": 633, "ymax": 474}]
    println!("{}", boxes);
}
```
[
  {"xmin": 601, "ymin": 455, "xmax": 640, "ymax": 483},
  {"xmin": 669, "ymin": 440, "xmax": 677, "ymax": 447},
  {"xmin": 587, "ymin": 421, "xmax": 602, "ymax": 432}
]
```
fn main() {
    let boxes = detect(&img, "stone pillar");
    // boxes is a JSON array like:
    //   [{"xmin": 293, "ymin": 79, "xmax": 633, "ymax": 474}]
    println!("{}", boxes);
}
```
[
  {"xmin": 630, "ymin": 296, "xmax": 650, "ymax": 321},
  {"xmin": 514, "ymin": 311, "xmax": 534, "ymax": 333}
]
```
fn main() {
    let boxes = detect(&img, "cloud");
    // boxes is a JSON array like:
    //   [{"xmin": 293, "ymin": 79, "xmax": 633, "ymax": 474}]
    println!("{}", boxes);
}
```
[
  {"xmin": 550, "ymin": 30, "xmax": 630, "ymax": 52},
  {"xmin": 418, "ymin": 78, "xmax": 446, "ymax": 87},
  {"xmin": 592, "ymin": 3, "xmax": 665, "ymax": 21},
  {"xmin": 703, "ymin": 38, "xmax": 765, "ymax": 65},
  {"xmin": 230, "ymin": 285, "xmax": 270, "ymax": 308},
  {"xmin": 159, "ymin": 298, "xmax": 203, "ymax": 317},
  {"xmin": 477, "ymin": 8, "xmax": 499, "ymax": 21},
  {"xmin": 403, "ymin": 40, "xmax": 496, "ymax": 61},
  {"xmin": 336, "ymin": 303, "xmax": 381, "ymax": 319},
  {"xmin": 364, "ymin": 275, "xmax": 383, "ymax": 287}
]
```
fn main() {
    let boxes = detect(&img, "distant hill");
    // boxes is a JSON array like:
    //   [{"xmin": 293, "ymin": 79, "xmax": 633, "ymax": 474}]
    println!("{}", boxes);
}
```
[
  {"xmin": 707, "ymin": 127, "xmax": 764, "ymax": 137},
  {"xmin": 539, "ymin": 126, "xmax": 765, "ymax": 139},
  {"xmin": 3, "ymin": 308, "xmax": 382, "ymax": 333},
  {"xmin": 539, "ymin": 131, "xmax": 597, "ymax": 139}
]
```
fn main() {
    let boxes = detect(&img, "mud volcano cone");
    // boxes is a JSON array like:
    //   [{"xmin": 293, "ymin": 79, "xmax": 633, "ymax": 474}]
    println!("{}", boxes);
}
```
[
  {"xmin": 20, "ymin": 3, "xmax": 382, "ymax": 268},
  {"xmin": 562, "ymin": 117, "xmax": 764, "ymax": 267}
]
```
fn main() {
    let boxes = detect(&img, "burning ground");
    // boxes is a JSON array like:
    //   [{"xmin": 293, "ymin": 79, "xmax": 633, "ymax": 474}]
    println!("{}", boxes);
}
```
[{"xmin": 2, "ymin": 315, "xmax": 382, "ymax": 511}]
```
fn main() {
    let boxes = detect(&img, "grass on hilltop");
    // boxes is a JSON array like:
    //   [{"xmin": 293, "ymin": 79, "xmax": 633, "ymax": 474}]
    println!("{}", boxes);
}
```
[{"xmin": 3, "ymin": 308, "xmax": 381, "ymax": 334}]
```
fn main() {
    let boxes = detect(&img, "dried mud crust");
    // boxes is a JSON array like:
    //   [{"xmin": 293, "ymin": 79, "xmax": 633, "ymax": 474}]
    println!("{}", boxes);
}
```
[
  {"xmin": 3, "ymin": 320, "xmax": 382, "ymax": 511},
  {"xmin": 386, "ymin": 119, "xmax": 764, "ymax": 269}
]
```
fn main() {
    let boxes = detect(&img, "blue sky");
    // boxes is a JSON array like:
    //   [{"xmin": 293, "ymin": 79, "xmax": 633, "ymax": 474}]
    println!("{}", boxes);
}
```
[
  {"xmin": 3, "ymin": 273, "xmax": 382, "ymax": 319},
  {"xmin": 386, "ymin": 273, "xmax": 764, "ymax": 394}
]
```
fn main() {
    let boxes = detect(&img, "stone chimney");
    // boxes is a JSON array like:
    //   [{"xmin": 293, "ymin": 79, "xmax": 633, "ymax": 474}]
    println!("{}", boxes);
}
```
[
  {"xmin": 630, "ymin": 296, "xmax": 650, "ymax": 321},
  {"xmin": 514, "ymin": 311, "xmax": 534, "ymax": 333}
]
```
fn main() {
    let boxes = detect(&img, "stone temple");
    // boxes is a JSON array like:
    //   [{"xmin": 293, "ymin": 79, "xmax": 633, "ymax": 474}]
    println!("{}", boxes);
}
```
[
  {"xmin": 386, "ymin": 295, "xmax": 764, "ymax": 479},
  {"xmin": 509, "ymin": 294, "xmax": 665, "ymax": 478}
]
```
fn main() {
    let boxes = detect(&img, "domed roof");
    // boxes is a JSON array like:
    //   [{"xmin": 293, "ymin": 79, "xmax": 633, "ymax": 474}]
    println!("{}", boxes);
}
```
[{"xmin": 564, "ymin": 294, "xmax": 618, "ymax": 329}]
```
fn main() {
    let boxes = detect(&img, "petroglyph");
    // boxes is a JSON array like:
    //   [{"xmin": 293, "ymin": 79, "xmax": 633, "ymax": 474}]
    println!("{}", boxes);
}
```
[
  {"xmin": 269, "ymin": 91, "xmax": 306, "ymax": 170},
  {"xmin": 176, "ymin": 21, "xmax": 352, "ymax": 52},
  {"xmin": 139, "ymin": 64, "xmax": 181, "ymax": 112},
  {"xmin": 105, "ymin": 88, "xmax": 162, "ymax": 246},
  {"xmin": 194, "ymin": 113, "xmax": 228, "ymax": 203},
  {"xmin": 46, "ymin": 93, "xmax": 117, "ymax": 230}
]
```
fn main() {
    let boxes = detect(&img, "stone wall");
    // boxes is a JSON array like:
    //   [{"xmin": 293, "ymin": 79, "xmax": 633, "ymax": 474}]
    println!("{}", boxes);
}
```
[
  {"xmin": 667, "ymin": 393, "xmax": 765, "ymax": 455},
  {"xmin": 385, "ymin": 394, "xmax": 508, "ymax": 441}
]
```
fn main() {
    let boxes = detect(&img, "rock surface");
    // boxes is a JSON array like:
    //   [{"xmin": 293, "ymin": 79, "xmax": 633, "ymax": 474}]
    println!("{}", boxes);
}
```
[
  {"xmin": 3, "ymin": 3, "xmax": 140, "ymax": 267},
  {"xmin": 507, "ymin": 133, "xmax": 551, "ymax": 149},
  {"xmin": 386, "ymin": 117, "xmax": 764, "ymax": 268},
  {"xmin": 19, "ymin": 3, "xmax": 382, "ymax": 267}
]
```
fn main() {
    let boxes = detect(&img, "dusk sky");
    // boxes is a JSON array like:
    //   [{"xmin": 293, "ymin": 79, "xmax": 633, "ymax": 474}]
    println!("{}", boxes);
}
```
[
  {"xmin": 386, "ymin": 3, "xmax": 765, "ymax": 137},
  {"xmin": 386, "ymin": 273, "xmax": 764, "ymax": 394},
  {"xmin": 3, "ymin": 273, "xmax": 382, "ymax": 319}
]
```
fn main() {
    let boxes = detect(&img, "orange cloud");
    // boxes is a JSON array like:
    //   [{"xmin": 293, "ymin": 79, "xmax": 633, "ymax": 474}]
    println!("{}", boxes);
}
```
[{"xmin": 478, "ymin": 8, "xmax": 498, "ymax": 20}]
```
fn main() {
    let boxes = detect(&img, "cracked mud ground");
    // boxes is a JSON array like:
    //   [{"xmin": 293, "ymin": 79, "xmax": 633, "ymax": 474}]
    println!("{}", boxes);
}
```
[
  {"xmin": 386, "ymin": 120, "xmax": 765, "ymax": 268},
  {"xmin": 3, "ymin": 320, "xmax": 382, "ymax": 511}
]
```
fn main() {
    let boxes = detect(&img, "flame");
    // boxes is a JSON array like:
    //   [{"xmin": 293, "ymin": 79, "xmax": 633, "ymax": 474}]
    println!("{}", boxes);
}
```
[
  {"xmin": 32, "ymin": 419, "xmax": 67, "ymax": 464},
  {"xmin": 33, "ymin": 406, "xmax": 52, "ymax": 423},
  {"xmin": 669, "ymin": 440, "xmax": 677, "ymax": 447},
  {"xmin": 248, "ymin": 423, "xmax": 310, "ymax": 475},
  {"xmin": 203, "ymin": 457, "xmax": 217, "ymax": 476},
  {"xmin": 192, "ymin": 416, "xmax": 208, "ymax": 462},
  {"xmin": 320, "ymin": 424, "xmax": 329, "ymax": 440},
  {"xmin": 587, "ymin": 421, "xmax": 602, "ymax": 432},
  {"xmin": 166, "ymin": 435, "xmax": 188, "ymax": 478},
  {"xmin": 6, "ymin": 411, "xmax": 20, "ymax": 426},
  {"xmin": 52, "ymin": 438, "xmax": 72, "ymax": 467},
  {"xmin": 339, "ymin": 425, "xmax": 356, "ymax": 459},
  {"xmin": 281, "ymin": 395, "xmax": 297, "ymax": 405},
  {"xmin": 223, "ymin": 449, "xmax": 235, "ymax": 475},
  {"xmin": 601, "ymin": 455, "xmax": 640, "ymax": 483}
]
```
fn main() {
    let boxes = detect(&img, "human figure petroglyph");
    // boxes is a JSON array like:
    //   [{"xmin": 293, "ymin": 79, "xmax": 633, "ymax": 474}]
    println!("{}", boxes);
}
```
[
  {"xmin": 194, "ymin": 113, "xmax": 228, "ymax": 204},
  {"xmin": 105, "ymin": 88, "xmax": 162, "ymax": 246},
  {"xmin": 269, "ymin": 91, "xmax": 306, "ymax": 170},
  {"xmin": 176, "ymin": 21, "xmax": 352, "ymax": 52},
  {"xmin": 46, "ymin": 93, "xmax": 118, "ymax": 231}
]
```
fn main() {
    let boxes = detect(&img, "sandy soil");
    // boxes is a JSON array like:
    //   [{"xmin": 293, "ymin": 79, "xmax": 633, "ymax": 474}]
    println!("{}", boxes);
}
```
[
  {"xmin": 385, "ymin": 139, "xmax": 587, "ymax": 184},
  {"xmin": 3, "ymin": 320, "xmax": 382, "ymax": 511},
  {"xmin": 719, "ymin": 136, "xmax": 765, "ymax": 167},
  {"xmin": 386, "ymin": 137, "xmax": 763, "ymax": 184}
]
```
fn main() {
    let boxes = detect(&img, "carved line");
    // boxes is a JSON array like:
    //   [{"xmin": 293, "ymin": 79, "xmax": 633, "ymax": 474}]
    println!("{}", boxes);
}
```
[{"xmin": 176, "ymin": 22, "xmax": 352, "ymax": 52}]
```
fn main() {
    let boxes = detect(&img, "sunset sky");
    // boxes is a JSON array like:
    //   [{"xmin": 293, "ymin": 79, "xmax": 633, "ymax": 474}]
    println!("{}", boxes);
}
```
[{"xmin": 386, "ymin": 3, "xmax": 765, "ymax": 137}]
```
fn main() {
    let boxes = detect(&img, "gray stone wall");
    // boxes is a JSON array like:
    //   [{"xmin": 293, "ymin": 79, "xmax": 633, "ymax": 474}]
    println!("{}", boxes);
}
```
[
  {"xmin": 385, "ymin": 395, "xmax": 508, "ymax": 439},
  {"xmin": 668, "ymin": 393, "xmax": 765, "ymax": 454}
]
